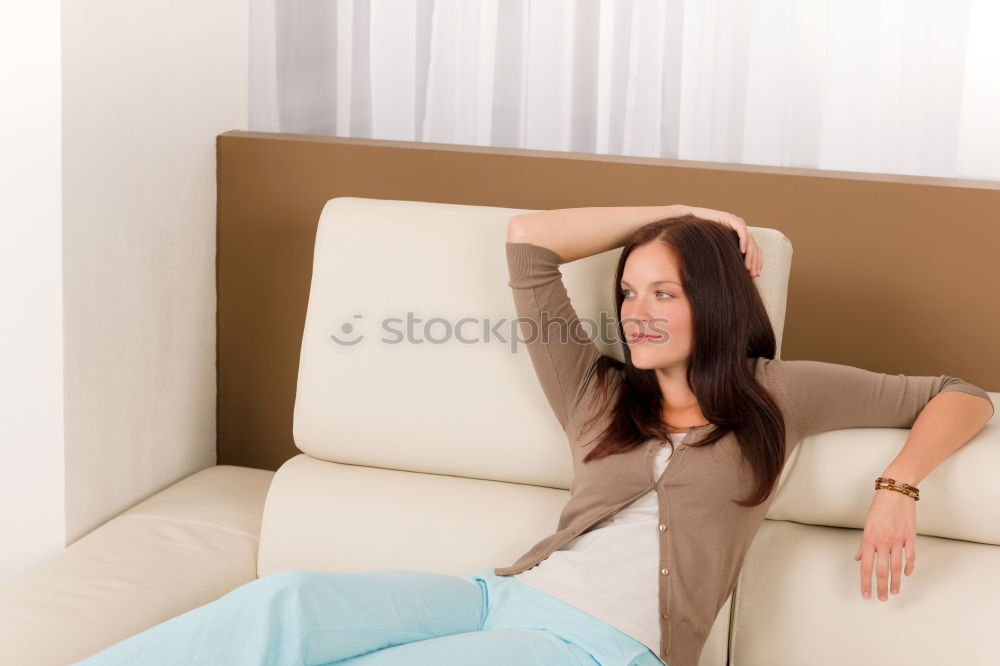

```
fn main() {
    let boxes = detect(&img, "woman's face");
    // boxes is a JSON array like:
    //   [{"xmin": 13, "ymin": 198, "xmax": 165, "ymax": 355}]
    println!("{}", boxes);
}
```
[{"xmin": 619, "ymin": 241, "xmax": 693, "ymax": 371}]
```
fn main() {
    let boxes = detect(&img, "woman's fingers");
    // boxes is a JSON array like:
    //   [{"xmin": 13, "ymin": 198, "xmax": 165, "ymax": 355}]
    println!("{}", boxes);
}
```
[
  {"xmin": 890, "ymin": 543, "xmax": 903, "ymax": 595},
  {"xmin": 858, "ymin": 540, "xmax": 874, "ymax": 599},
  {"xmin": 745, "ymin": 239, "xmax": 762, "ymax": 278},
  {"xmin": 861, "ymin": 540, "xmax": 902, "ymax": 601},
  {"xmin": 723, "ymin": 217, "xmax": 760, "ymax": 275},
  {"xmin": 684, "ymin": 206, "xmax": 762, "ymax": 276},
  {"xmin": 861, "ymin": 539, "xmax": 895, "ymax": 602},
  {"xmin": 875, "ymin": 543, "xmax": 891, "ymax": 601},
  {"xmin": 904, "ymin": 534, "xmax": 916, "ymax": 576},
  {"xmin": 687, "ymin": 207, "xmax": 746, "ymax": 242},
  {"xmin": 721, "ymin": 215, "xmax": 747, "ymax": 250}
]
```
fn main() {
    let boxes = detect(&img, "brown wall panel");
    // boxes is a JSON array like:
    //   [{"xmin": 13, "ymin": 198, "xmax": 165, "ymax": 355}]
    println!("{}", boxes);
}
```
[{"xmin": 217, "ymin": 130, "xmax": 999, "ymax": 471}]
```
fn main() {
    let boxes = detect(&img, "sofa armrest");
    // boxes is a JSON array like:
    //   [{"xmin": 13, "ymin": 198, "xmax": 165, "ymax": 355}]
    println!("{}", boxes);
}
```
[
  {"xmin": 0, "ymin": 465, "xmax": 274, "ymax": 666},
  {"xmin": 768, "ymin": 391, "xmax": 1000, "ymax": 545}
]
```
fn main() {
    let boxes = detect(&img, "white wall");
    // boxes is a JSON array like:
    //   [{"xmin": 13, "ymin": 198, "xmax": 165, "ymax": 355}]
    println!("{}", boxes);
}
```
[
  {"xmin": 0, "ymin": 0, "xmax": 66, "ymax": 582},
  {"xmin": 0, "ymin": 1, "xmax": 248, "ymax": 581}
]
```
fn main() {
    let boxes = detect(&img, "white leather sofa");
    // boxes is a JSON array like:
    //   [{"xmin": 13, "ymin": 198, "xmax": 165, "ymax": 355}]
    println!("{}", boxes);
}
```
[{"xmin": 2, "ymin": 197, "xmax": 996, "ymax": 666}]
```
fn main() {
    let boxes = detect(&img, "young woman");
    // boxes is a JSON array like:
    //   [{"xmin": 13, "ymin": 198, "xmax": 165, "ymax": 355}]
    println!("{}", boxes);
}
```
[{"xmin": 73, "ymin": 205, "xmax": 993, "ymax": 666}]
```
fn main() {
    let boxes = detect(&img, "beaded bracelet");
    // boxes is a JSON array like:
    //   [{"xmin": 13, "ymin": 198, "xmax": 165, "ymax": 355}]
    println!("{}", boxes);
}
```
[{"xmin": 875, "ymin": 477, "xmax": 919, "ymax": 501}]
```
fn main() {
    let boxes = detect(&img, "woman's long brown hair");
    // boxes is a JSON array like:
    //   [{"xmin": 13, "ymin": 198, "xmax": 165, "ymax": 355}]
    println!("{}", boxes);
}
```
[{"xmin": 575, "ymin": 214, "xmax": 786, "ymax": 507}]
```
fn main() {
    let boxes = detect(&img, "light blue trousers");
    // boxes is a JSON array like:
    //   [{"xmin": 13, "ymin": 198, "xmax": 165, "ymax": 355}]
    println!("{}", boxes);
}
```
[{"xmin": 71, "ymin": 568, "xmax": 666, "ymax": 666}]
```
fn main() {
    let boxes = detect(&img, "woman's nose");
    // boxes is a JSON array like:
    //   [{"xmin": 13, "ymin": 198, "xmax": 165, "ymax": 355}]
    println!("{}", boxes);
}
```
[
  {"xmin": 624, "ymin": 303, "xmax": 651, "ymax": 326},
  {"xmin": 632, "ymin": 299, "xmax": 652, "ymax": 320}
]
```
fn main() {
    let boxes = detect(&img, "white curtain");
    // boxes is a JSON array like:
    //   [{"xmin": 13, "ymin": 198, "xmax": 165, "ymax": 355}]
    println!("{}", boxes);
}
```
[{"xmin": 250, "ymin": 0, "xmax": 1000, "ymax": 181}]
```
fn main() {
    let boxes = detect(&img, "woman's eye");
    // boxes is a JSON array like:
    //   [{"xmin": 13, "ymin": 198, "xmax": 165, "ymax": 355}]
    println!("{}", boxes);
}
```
[{"xmin": 619, "ymin": 288, "xmax": 672, "ymax": 299}]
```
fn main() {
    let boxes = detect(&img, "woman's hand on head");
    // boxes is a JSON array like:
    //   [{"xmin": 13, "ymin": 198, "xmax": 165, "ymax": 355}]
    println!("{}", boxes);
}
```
[{"xmin": 678, "ymin": 205, "xmax": 762, "ymax": 278}]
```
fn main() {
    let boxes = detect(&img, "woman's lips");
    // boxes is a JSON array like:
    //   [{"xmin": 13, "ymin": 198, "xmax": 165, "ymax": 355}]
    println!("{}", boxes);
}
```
[{"xmin": 629, "ymin": 334, "xmax": 663, "ymax": 343}]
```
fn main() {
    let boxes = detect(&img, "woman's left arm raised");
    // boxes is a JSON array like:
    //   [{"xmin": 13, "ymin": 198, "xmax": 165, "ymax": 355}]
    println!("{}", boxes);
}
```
[{"xmin": 854, "ymin": 390, "xmax": 994, "ymax": 602}]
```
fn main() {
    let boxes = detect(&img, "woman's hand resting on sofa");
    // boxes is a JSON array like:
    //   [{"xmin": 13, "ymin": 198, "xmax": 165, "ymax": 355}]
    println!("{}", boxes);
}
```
[{"xmin": 853, "ymin": 489, "xmax": 917, "ymax": 602}]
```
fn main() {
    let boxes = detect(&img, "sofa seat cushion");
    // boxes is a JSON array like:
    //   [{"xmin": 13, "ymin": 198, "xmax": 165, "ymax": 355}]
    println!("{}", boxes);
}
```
[
  {"xmin": 730, "ymin": 518, "xmax": 1000, "ymax": 666},
  {"xmin": 0, "ymin": 464, "xmax": 274, "ymax": 666}
]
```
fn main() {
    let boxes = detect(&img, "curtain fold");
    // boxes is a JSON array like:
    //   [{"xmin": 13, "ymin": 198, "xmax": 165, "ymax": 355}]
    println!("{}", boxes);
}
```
[{"xmin": 250, "ymin": 0, "xmax": 1000, "ymax": 181}]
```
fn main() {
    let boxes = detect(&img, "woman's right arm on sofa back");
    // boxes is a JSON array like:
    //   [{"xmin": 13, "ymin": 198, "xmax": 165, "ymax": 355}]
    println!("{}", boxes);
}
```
[
  {"xmin": 504, "ymin": 206, "xmax": 759, "ymax": 430},
  {"xmin": 505, "ymin": 233, "xmax": 603, "ymax": 432},
  {"xmin": 505, "ymin": 208, "xmax": 696, "ymax": 431},
  {"xmin": 507, "ymin": 206, "xmax": 682, "ymax": 263},
  {"xmin": 506, "ymin": 205, "xmax": 761, "ymax": 276}
]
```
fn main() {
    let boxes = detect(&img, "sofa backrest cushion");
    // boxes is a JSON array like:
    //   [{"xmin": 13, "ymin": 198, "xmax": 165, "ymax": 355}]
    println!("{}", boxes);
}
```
[{"xmin": 291, "ymin": 197, "xmax": 793, "ymax": 488}]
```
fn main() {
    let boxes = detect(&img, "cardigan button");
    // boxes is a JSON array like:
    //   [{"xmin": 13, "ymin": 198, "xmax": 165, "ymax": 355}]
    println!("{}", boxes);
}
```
[
  {"xmin": 661, "ymin": 568, "xmax": 669, "ymax": 575},
  {"xmin": 658, "ymin": 523, "xmax": 666, "ymax": 531}
]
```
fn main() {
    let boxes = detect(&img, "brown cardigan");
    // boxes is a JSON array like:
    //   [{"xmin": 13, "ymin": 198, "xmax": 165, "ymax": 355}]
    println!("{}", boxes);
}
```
[{"xmin": 493, "ymin": 241, "xmax": 993, "ymax": 666}]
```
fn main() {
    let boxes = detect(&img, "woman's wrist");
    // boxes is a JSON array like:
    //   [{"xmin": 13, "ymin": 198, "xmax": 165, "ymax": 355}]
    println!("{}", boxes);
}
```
[
  {"xmin": 875, "ymin": 476, "xmax": 920, "ymax": 501},
  {"xmin": 880, "ymin": 464, "xmax": 921, "ymax": 487}
]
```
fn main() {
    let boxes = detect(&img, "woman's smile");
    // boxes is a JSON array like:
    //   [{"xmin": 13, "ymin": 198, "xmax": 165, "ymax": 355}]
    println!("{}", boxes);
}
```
[{"xmin": 628, "ymin": 332, "xmax": 663, "ymax": 343}]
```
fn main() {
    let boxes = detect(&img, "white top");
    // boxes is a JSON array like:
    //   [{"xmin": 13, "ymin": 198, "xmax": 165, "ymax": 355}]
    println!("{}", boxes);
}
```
[{"xmin": 514, "ymin": 431, "xmax": 683, "ymax": 654}]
